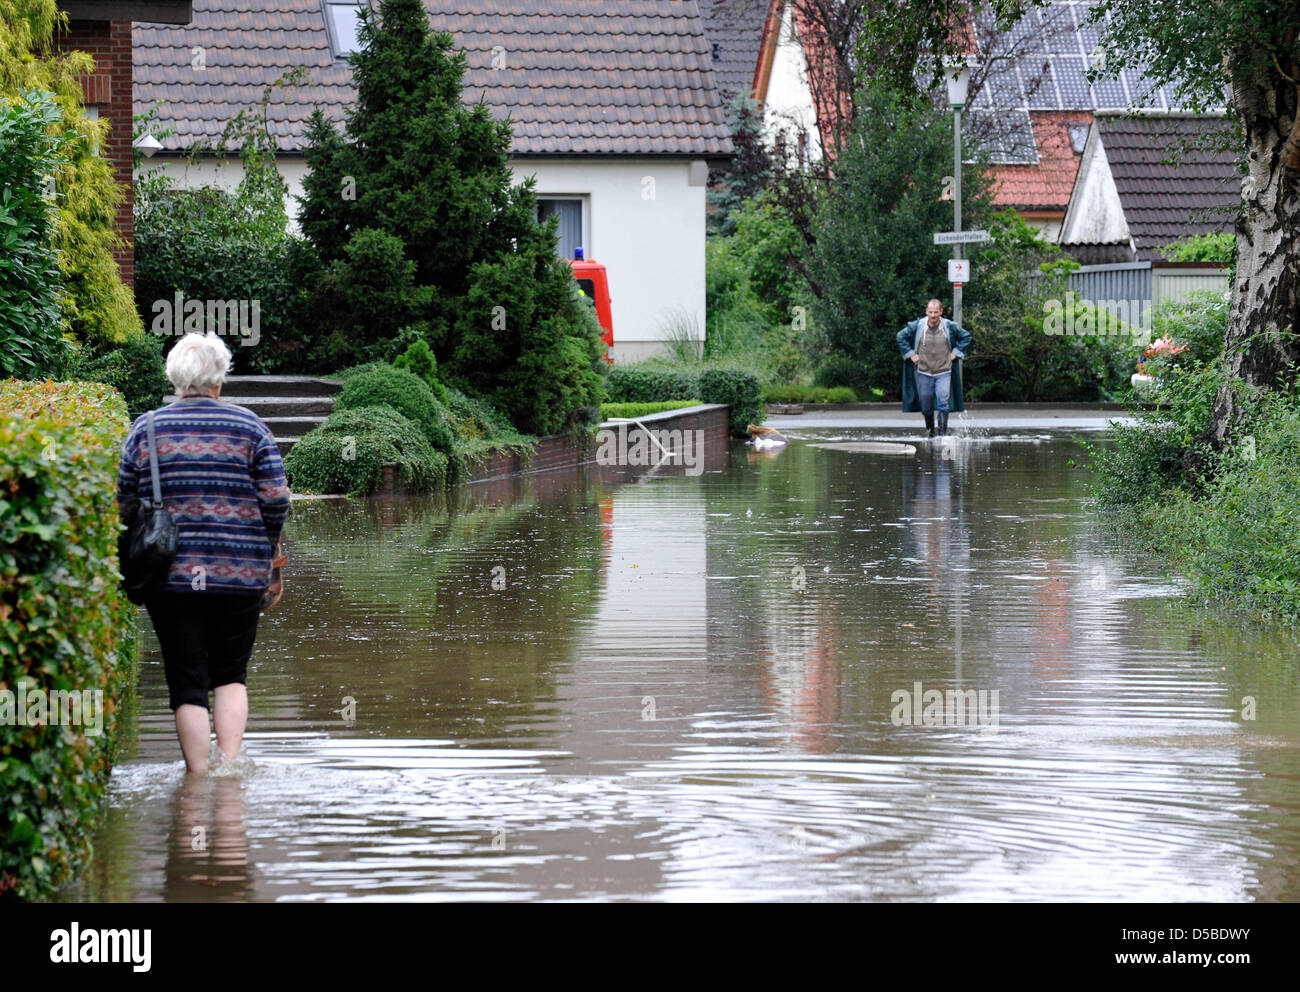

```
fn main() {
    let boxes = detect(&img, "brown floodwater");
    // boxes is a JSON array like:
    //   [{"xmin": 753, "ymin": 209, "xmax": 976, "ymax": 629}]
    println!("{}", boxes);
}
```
[{"xmin": 66, "ymin": 426, "xmax": 1300, "ymax": 902}]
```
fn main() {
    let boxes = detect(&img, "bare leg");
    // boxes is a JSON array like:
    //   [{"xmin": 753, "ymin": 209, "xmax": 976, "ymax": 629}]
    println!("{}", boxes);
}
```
[
  {"xmin": 176, "ymin": 704, "xmax": 212, "ymax": 774},
  {"xmin": 213, "ymin": 683, "xmax": 248, "ymax": 761}
]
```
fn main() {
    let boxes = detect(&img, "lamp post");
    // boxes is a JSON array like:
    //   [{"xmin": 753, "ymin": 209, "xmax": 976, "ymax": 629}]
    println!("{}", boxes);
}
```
[{"xmin": 944, "ymin": 58, "xmax": 973, "ymax": 327}]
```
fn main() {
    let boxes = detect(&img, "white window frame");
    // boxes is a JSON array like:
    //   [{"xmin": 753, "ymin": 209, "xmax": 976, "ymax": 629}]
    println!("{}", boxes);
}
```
[
  {"xmin": 536, "ymin": 194, "xmax": 590, "ymax": 259},
  {"xmin": 322, "ymin": 0, "xmax": 368, "ymax": 61}
]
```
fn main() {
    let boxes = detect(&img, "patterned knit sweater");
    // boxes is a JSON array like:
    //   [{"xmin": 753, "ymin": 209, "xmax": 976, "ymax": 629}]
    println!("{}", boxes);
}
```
[{"xmin": 116, "ymin": 397, "xmax": 291, "ymax": 595}]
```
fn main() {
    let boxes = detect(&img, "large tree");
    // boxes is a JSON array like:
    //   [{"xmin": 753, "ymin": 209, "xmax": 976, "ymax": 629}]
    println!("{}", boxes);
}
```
[
  {"xmin": 859, "ymin": 0, "xmax": 1300, "ymax": 476},
  {"xmin": 808, "ymin": 79, "xmax": 992, "ymax": 395},
  {"xmin": 297, "ymin": 0, "xmax": 604, "ymax": 435}
]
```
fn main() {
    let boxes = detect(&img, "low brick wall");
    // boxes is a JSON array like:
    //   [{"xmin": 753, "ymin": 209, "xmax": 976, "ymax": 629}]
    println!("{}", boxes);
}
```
[{"xmin": 375, "ymin": 404, "xmax": 732, "ymax": 496}]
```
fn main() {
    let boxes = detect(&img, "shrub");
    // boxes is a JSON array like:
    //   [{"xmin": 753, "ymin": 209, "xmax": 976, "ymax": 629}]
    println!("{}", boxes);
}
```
[
  {"xmin": 283, "ymin": 405, "xmax": 447, "ymax": 496},
  {"xmin": 1148, "ymin": 386, "xmax": 1300, "ymax": 626},
  {"xmin": 64, "ymin": 334, "xmax": 170, "ymax": 419},
  {"xmin": 443, "ymin": 386, "xmax": 522, "ymax": 443},
  {"xmin": 0, "ymin": 90, "xmax": 69, "ymax": 379},
  {"xmin": 699, "ymin": 367, "xmax": 764, "ymax": 437},
  {"xmin": 1088, "ymin": 358, "xmax": 1235, "ymax": 505},
  {"xmin": 393, "ymin": 337, "xmax": 446, "ymax": 402},
  {"xmin": 605, "ymin": 363, "xmax": 700, "ymax": 403},
  {"xmin": 0, "ymin": 379, "xmax": 136, "ymax": 901},
  {"xmin": 134, "ymin": 175, "xmax": 310, "ymax": 376},
  {"xmin": 1148, "ymin": 291, "xmax": 1229, "ymax": 369},
  {"xmin": 1158, "ymin": 232, "xmax": 1234, "ymax": 264},
  {"xmin": 814, "ymin": 355, "xmax": 874, "ymax": 396},
  {"xmin": 335, "ymin": 365, "xmax": 457, "ymax": 471}
]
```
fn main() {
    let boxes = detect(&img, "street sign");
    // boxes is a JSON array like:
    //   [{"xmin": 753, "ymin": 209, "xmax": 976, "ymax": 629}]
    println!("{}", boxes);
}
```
[
  {"xmin": 948, "ymin": 258, "xmax": 971, "ymax": 284},
  {"xmin": 933, "ymin": 230, "xmax": 990, "ymax": 245}
]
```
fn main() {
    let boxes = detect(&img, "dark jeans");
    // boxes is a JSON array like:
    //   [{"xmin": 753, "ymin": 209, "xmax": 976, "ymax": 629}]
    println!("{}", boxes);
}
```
[{"xmin": 144, "ymin": 591, "xmax": 262, "ymax": 711}]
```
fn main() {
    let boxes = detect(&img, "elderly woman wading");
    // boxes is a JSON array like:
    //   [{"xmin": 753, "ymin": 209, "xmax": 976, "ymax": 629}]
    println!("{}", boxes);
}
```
[
  {"xmin": 897, "ymin": 299, "xmax": 972, "ymax": 437},
  {"xmin": 116, "ymin": 333, "xmax": 291, "ymax": 774}
]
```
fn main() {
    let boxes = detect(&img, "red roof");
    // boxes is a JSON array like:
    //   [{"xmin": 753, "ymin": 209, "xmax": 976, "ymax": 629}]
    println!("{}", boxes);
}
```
[{"xmin": 990, "ymin": 111, "xmax": 1091, "ymax": 212}]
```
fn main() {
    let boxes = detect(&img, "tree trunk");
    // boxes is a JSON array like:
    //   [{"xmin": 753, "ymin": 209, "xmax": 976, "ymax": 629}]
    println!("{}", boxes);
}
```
[{"xmin": 1186, "ymin": 57, "xmax": 1300, "ymax": 484}]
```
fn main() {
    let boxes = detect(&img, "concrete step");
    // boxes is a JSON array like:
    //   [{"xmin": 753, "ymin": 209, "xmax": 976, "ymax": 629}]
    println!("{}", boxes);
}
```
[
  {"xmin": 221, "ymin": 375, "xmax": 344, "ymax": 398},
  {"xmin": 224, "ymin": 396, "xmax": 337, "ymax": 418},
  {"xmin": 262, "ymin": 415, "xmax": 329, "ymax": 436},
  {"xmin": 275, "ymin": 437, "xmax": 300, "ymax": 458}
]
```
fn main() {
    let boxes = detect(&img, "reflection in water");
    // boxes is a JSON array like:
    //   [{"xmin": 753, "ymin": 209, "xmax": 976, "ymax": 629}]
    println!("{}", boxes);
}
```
[
  {"xmin": 165, "ymin": 775, "xmax": 253, "ymax": 902},
  {"xmin": 66, "ymin": 433, "xmax": 1300, "ymax": 902}
]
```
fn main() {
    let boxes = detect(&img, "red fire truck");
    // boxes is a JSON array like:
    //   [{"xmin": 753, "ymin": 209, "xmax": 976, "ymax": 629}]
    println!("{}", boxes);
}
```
[{"xmin": 569, "ymin": 247, "xmax": 614, "ymax": 364}]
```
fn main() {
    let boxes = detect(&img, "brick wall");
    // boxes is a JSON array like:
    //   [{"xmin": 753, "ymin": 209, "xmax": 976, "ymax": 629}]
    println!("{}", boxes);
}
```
[
  {"xmin": 375, "ymin": 405, "xmax": 734, "ymax": 497},
  {"xmin": 52, "ymin": 19, "xmax": 135, "ymax": 287}
]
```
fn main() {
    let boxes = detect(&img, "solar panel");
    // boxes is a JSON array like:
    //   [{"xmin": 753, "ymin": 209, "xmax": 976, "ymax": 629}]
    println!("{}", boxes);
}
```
[
  {"xmin": 1053, "ymin": 58, "xmax": 1093, "ymax": 106},
  {"xmin": 962, "ymin": 0, "xmax": 1208, "ymax": 114},
  {"xmin": 967, "ymin": 109, "xmax": 1038, "ymax": 165}
]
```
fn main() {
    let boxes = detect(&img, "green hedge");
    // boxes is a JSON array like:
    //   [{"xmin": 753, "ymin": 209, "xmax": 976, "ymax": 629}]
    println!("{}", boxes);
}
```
[
  {"xmin": 0, "ymin": 379, "xmax": 136, "ymax": 901},
  {"xmin": 0, "ymin": 90, "xmax": 69, "ymax": 380},
  {"xmin": 604, "ymin": 363, "xmax": 700, "ymax": 403},
  {"xmin": 762, "ymin": 384, "xmax": 858, "ymax": 404},
  {"xmin": 605, "ymin": 362, "xmax": 764, "ymax": 436},
  {"xmin": 334, "ymin": 366, "xmax": 460, "ymax": 480},
  {"xmin": 283, "ymin": 405, "xmax": 448, "ymax": 497},
  {"xmin": 600, "ymin": 400, "xmax": 702, "ymax": 420},
  {"xmin": 699, "ymin": 367, "xmax": 764, "ymax": 437}
]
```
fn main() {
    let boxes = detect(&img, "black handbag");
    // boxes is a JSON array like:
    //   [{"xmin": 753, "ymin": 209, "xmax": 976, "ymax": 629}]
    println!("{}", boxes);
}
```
[{"xmin": 120, "ymin": 410, "xmax": 178, "ymax": 604}]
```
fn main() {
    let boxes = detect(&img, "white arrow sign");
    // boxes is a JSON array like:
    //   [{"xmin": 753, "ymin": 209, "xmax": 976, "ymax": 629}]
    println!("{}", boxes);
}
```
[
  {"xmin": 934, "ymin": 230, "xmax": 990, "ymax": 245},
  {"xmin": 948, "ymin": 258, "xmax": 971, "ymax": 284}
]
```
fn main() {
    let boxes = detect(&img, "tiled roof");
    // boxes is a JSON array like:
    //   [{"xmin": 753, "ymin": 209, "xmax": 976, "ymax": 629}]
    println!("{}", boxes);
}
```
[
  {"xmin": 133, "ymin": 0, "xmax": 733, "ymax": 158},
  {"xmin": 696, "ymin": 0, "xmax": 769, "ymax": 104},
  {"xmin": 991, "ymin": 110, "xmax": 1090, "ymax": 211},
  {"xmin": 1097, "ymin": 114, "xmax": 1239, "ymax": 259}
]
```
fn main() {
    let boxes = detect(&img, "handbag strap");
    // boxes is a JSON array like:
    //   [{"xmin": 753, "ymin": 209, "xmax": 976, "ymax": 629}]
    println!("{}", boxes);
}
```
[{"xmin": 145, "ymin": 410, "xmax": 163, "ymax": 505}]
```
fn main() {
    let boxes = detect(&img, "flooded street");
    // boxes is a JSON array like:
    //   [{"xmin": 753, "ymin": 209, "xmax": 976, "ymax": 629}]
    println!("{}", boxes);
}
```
[{"xmin": 71, "ymin": 428, "xmax": 1300, "ymax": 902}]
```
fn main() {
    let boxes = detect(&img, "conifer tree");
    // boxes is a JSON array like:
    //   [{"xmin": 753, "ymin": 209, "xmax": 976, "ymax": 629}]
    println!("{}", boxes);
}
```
[{"xmin": 299, "ymin": 0, "xmax": 604, "ymax": 434}]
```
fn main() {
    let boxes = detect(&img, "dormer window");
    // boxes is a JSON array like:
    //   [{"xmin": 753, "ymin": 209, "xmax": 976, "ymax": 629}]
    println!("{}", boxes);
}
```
[{"xmin": 324, "ymin": 0, "xmax": 367, "ymax": 59}]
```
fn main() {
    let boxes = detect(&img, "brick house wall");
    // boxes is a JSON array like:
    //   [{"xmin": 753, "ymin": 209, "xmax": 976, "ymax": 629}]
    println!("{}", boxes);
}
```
[{"xmin": 52, "ymin": 18, "xmax": 136, "ymax": 287}]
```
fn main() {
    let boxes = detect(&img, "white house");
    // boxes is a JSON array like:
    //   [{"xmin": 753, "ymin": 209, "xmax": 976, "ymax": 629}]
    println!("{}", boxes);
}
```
[{"xmin": 133, "ymin": 0, "xmax": 733, "ymax": 362}]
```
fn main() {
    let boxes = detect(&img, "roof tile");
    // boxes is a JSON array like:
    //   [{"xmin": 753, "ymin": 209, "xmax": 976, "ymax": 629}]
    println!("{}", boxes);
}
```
[{"xmin": 134, "ymin": 0, "xmax": 733, "ymax": 157}]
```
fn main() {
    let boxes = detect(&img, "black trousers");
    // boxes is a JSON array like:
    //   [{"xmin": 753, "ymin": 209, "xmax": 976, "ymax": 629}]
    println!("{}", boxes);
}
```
[{"xmin": 144, "ymin": 591, "xmax": 262, "ymax": 711}]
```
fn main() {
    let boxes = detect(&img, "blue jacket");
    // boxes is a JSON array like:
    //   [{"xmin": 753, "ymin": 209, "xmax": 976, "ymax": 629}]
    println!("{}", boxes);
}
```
[{"xmin": 896, "ymin": 317, "xmax": 972, "ymax": 412}]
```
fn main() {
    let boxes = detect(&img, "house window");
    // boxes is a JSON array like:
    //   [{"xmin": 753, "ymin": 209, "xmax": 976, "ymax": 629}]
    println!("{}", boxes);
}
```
[
  {"xmin": 323, "ymin": 0, "xmax": 367, "ymax": 59},
  {"xmin": 537, "ymin": 197, "xmax": 586, "ymax": 260}
]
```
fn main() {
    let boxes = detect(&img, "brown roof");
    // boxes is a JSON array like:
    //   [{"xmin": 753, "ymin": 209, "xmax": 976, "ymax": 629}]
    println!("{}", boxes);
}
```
[
  {"xmin": 1097, "ymin": 115, "xmax": 1239, "ymax": 260},
  {"xmin": 133, "ymin": 0, "xmax": 733, "ymax": 158},
  {"xmin": 991, "ymin": 111, "xmax": 1091, "ymax": 212}
]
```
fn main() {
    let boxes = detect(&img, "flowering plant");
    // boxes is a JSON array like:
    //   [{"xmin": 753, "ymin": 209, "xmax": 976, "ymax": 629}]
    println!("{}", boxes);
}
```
[{"xmin": 1137, "ymin": 334, "xmax": 1190, "ymax": 376}]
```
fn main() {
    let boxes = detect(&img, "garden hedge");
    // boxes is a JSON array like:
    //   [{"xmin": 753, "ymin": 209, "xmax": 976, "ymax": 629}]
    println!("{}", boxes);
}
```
[
  {"xmin": 0, "ymin": 379, "xmax": 136, "ymax": 901},
  {"xmin": 605, "ymin": 363, "xmax": 764, "ymax": 437},
  {"xmin": 604, "ymin": 364, "xmax": 700, "ymax": 404},
  {"xmin": 698, "ymin": 368, "xmax": 764, "ymax": 437}
]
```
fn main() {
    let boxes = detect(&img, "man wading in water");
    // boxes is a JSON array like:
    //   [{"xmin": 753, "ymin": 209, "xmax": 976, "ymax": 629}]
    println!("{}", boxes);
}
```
[{"xmin": 897, "ymin": 299, "xmax": 972, "ymax": 437}]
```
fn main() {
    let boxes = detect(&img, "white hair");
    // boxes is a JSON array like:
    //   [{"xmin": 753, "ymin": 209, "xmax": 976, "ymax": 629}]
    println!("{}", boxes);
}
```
[{"xmin": 166, "ymin": 333, "xmax": 232, "ymax": 395}]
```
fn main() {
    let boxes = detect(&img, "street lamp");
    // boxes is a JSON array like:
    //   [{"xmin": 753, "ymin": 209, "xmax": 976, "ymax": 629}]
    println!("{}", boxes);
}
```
[
  {"xmin": 134, "ymin": 133, "xmax": 162, "ymax": 158},
  {"xmin": 944, "ymin": 57, "xmax": 974, "ymax": 327}
]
